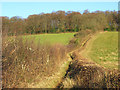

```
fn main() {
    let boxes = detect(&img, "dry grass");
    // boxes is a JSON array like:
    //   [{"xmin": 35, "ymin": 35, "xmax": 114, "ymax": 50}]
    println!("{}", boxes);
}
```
[
  {"xmin": 2, "ymin": 35, "xmax": 67, "ymax": 88},
  {"xmin": 67, "ymin": 30, "xmax": 94, "ymax": 52},
  {"xmin": 57, "ymin": 31, "xmax": 120, "ymax": 88},
  {"xmin": 59, "ymin": 56, "xmax": 120, "ymax": 88},
  {"xmin": 58, "ymin": 49, "xmax": 119, "ymax": 89}
]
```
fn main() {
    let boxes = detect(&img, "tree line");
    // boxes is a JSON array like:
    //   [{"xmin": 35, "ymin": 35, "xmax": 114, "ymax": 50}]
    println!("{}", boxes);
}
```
[{"xmin": 2, "ymin": 10, "xmax": 118, "ymax": 36}]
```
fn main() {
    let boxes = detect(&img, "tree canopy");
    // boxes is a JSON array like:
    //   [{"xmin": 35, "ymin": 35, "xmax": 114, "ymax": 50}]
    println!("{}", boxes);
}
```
[{"xmin": 2, "ymin": 10, "xmax": 119, "ymax": 36}]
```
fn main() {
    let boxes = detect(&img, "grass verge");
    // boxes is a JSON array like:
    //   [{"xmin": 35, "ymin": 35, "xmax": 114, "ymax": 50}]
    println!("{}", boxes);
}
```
[{"xmin": 80, "ymin": 32, "xmax": 118, "ymax": 69}]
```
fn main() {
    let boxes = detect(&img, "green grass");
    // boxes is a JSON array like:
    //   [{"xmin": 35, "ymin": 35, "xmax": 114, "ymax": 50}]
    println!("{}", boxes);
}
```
[
  {"xmin": 88, "ymin": 32, "xmax": 118, "ymax": 69},
  {"xmin": 23, "ymin": 33, "xmax": 75, "ymax": 45},
  {"xmin": 80, "ymin": 32, "xmax": 118, "ymax": 69}
]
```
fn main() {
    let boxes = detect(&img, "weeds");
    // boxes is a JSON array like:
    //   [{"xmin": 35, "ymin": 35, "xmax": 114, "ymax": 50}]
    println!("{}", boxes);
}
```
[
  {"xmin": 59, "ymin": 58, "xmax": 120, "ymax": 88},
  {"xmin": 67, "ymin": 30, "xmax": 94, "ymax": 51},
  {"xmin": 2, "ymin": 35, "xmax": 67, "ymax": 88},
  {"xmin": 57, "ymin": 31, "xmax": 119, "ymax": 89}
]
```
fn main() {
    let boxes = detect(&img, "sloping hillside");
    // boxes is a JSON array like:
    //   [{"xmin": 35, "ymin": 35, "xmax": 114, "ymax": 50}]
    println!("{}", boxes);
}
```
[{"xmin": 57, "ymin": 32, "xmax": 119, "ymax": 88}]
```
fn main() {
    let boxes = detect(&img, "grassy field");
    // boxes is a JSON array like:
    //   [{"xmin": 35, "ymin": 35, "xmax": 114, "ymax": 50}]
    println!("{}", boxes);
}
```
[
  {"xmin": 23, "ymin": 33, "xmax": 75, "ymax": 45},
  {"xmin": 81, "ymin": 32, "xmax": 118, "ymax": 69},
  {"xmin": 3, "ymin": 31, "xmax": 119, "ymax": 88}
]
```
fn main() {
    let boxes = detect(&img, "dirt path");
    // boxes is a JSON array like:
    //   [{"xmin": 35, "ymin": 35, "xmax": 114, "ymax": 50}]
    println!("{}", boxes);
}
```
[
  {"xmin": 26, "ymin": 32, "xmax": 93, "ymax": 88},
  {"xmin": 27, "ymin": 32, "xmax": 119, "ymax": 88},
  {"xmin": 57, "ymin": 32, "xmax": 119, "ymax": 88}
]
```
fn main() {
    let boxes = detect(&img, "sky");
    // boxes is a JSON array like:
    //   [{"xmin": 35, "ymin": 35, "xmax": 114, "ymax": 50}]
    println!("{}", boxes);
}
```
[{"xmin": 1, "ymin": 2, "xmax": 118, "ymax": 19}]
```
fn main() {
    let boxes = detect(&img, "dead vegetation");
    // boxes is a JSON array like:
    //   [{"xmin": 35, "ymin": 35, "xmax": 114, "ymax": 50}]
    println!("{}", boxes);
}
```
[
  {"xmin": 57, "ymin": 51, "xmax": 120, "ymax": 88},
  {"xmin": 57, "ymin": 31, "xmax": 120, "ymax": 89},
  {"xmin": 2, "ymin": 30, "xmax": 119, "ymax": 88},
  {"xmin": 2, "ymin": 35, "xmax": 67, "ymax": 88}
]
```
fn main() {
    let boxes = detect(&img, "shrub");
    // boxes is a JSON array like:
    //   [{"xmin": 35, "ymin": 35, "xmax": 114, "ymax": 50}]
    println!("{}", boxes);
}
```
[
  {"xmin": 2, "ymin": 36, "xmax": 67, "ymax": 88},
  {"xmin": 67, "ymin": 29, "xmax": 94, "ymax": 51},
  {"xmin": 60, "ymin": 59, "xmax": 120, "ymax": 88}
]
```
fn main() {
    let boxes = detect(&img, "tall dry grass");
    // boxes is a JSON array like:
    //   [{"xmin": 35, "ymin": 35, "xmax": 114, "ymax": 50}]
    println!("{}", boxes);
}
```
[
  {"xmin": 67, "ymin": 29, "xmax": 94, "ymax": 52},
  {"xmin": 58, "ymin": 30, "xmax": 120, "ymax": 88},
  {"xmin": 58, "ymin": 51, "xmax": 120, "ymax": 88},
  {"xmin": 2, "ymin": 35, "xmax": 67, "ymax": 88}
]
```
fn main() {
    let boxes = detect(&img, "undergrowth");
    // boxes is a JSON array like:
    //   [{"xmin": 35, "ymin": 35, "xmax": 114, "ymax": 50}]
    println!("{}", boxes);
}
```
[{"xmin": 2, "ymin": 35, "xmax": 67, "ymax": 88}]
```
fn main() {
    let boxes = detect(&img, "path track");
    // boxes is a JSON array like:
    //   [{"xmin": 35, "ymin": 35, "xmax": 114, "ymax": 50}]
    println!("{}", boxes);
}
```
[
  {"xmin": 57, "ymin": 32, "xmax": 119, "ymax": 88},
  {"xmin": 28, "ymin": 32, "xmax": 119, "ymax": 88}
]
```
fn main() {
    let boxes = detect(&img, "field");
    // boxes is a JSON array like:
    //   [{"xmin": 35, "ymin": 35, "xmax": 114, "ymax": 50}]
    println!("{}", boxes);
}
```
[
  {"xmin": 3, "ymin": 31, "xmax": 119, "ymax": 88},
  {"xmin": 23, "ymin": 33, "xmax": 75, "ymax": 45},
  {"xmin": 81, "ymin": 32, "xmax": 118, "ymax": 69},
  {"xmin": 2, "ymin": 4, "xmax": 119, "ymax": 88}
]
